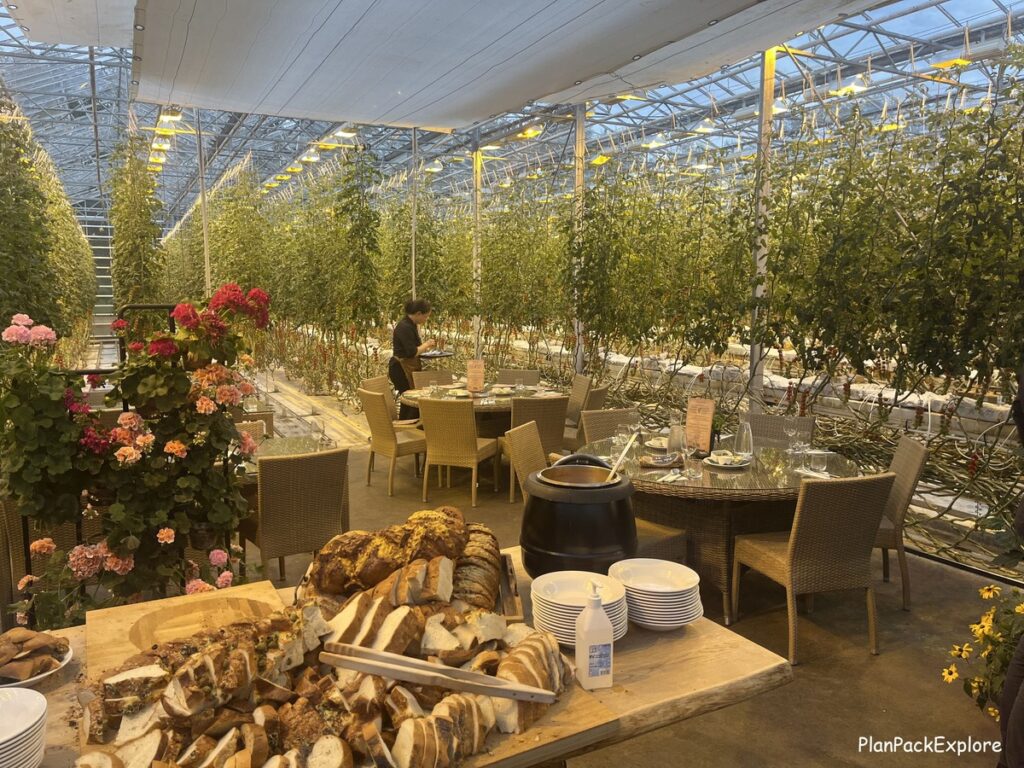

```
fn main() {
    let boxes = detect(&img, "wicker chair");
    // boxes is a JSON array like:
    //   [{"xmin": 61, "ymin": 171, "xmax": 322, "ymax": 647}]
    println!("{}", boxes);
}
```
[
  {"xmin": 579, "ymin": 407, "xmax": 639, "ymax": 445},
  {"xmin": 565, "ymin": 374, "xmax": 592, "ymax": 427},
  {"xmin": 412, "ymin": 370, "xmax": 455, "ymax": 388},
  {"xmin": 496, "ymin": 369, "xmax": 541, "ymax": 386},
  {"xmin": 874, "ymin": 435, "xmax": 929, "ymax": 610},
  {"xmin": 235, "ymin": 420, "xmax": 267, "ymax": 441},
  {"xmin": 501, "ymin": 397, "xmax": 569, "ymax": 502},
  {"xmin": 358, "ymin": 388, "xmax": 426, "ymax": 496},
  {"xmin": 234, "ymin": 409, "xmax": 275, "ymax": 438},
  {"xmin": 583, "ymin": 385, "xmax": 608, "ymax": 412},
  {"xmin": 239, "ymin": 448, "xmax": 349, "ymax": 581},
  {"xmin": 731, "ymin": 472, "xmax": 896, "ymax": 664},
  {"xmin": 419, "ymin": 399, "xmax": 499, "ymax": 507},
  {"xmin": 0, "ymin": 501, "xmax": 15, "ymax": 631},
  {"xmin": 562, "ymin": 389, "xmax": 616, "ymax": 451},
  {"xmin": 503, "ymin": 421, "xmax": 549, "ymax": 504},
  {"xmin": 744, "ymin": 413, "xmax": 816, "ymax": 450},
  {"xmin": 360, "ymin": 375, "xmax": 419, "ymax": 429}
]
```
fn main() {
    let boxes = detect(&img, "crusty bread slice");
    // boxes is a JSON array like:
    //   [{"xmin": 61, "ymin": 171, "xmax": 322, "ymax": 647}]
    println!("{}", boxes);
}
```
[
  {"xmin": 325, "ymin": 592, "xmax": 375, "ymax": 646},
  {"xmin": 300, "ymin": 603, "xmax": 332, "ymax": 651},
  {"xmin": 501, "ymin": 623, "xmax": 535, "ymax": 648},
  {"xmin": 73, "ymin": 753, "xmax": 125, "ymax": 768},
  {"xmin": 196, "ymin": 727, "xmax": 239, "ymax": 768},
  {"xmin": 431, "ymin": 716, "xmax": 455, "ymax": 768},
  {"xmin": 472, "ymin": 695, "xmax": 496, "ymax": 732},
  {"xmin": 362, "ymin": 722, "xmax": 398, "ymax": 768},
  {"xmin": 420, "ymin": 614, "xmax": 461, "ymax": 655},
  {"xmin": 240, "ymin": 723, "xmax": 269, "ymax": 766},
  {"xmin": 420, "ymin": 557, "xmax": 454, "ymax": 603},
  {"xmin": 103, "ymin": 664, "xmax": 169, "ymax": 698},
  {"xmin": 391, "ymin": 718, "xmax": 425, "ymax": 768},
  {"xmin": 395, "ymin": 560, "xmax": 429, "ymax": 606},
  {"xmin": 372, "ymin": 606, "xmax": 423, "ymax": 655},
  {"xmin": 223, "ymin": 748, "xmax": 252, "ymax": 768},
  {"xmin": 177, "ymin": 735, "xmax": 217, "ymax": 768},
  {"xmin": 351, "ymin": 597, "xmax": 391, "ymax": 647},
  {"xmin": 418, "ymin": 717, "xmax": 438, "ymax": 768},
  {"xmin": 251, "ymin": 705, "xmax": 279, "ymax": 740},
  {"xmin": 113, "ymin": 701, "xmax": 165, "ymax": 745},
  {"xmin": 371, "ymin": 573, "xmax": 400, "ymax": 606},
  {"xmin": 114, "ymin": 728, "xmax": 167, "ymax": 768},
  {"xmin": 385, "ymin": 686, "xmax": 424, "ymax": 730},
  {"xmin": 308, "ymin": 735, "xmax": 353, "ymax": 768}
]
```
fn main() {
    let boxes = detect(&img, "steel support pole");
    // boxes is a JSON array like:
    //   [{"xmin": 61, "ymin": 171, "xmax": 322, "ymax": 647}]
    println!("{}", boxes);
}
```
[
  {"xmin": 749, "ymin": 48, "xmax": 776, "ymax": 409},
  {"xmin": 195, "ymin": 110, "xmax": 212, "ymax": 296},
  {"xmin": 573, "ymin": 104, "xmax": 586, "ymax": 374},
  {"xmin": 411, "ymin": 127, "xmax": 418, "ymax": 300},
  {"xmin": 472, "ymin": 131, "xmax": 483, "ymax": 359}
]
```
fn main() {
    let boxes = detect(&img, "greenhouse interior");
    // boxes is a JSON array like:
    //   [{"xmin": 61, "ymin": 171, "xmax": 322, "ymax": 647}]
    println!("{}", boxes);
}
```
[{"xmin": 1, "ymin": 0, "xmax": 1024, "ymax": 766}]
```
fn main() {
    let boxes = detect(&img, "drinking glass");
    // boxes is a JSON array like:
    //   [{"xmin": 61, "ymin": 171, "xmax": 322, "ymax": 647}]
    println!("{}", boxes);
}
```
[
  {"xmin": 810, "ymin": 451, "xmax": 829, "ymax": 473},
  {"xmin": 514, "ymin": 377, "xmax": 525, "ymax": 396},
  {"xmin": 679, "ymin": 430, "xmax": 702, "ymax": 480},
  {"xmin": 736, "ymin": 422, "xmax": 754, "ymax": 459},
  {"xmin": 783, "ymin": 415, "xmax": 798, "ymax": 449}
]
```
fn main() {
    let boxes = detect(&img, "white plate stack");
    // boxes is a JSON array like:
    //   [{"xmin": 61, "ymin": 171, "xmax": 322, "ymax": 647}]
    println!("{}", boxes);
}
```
[
  {"xmin": 531, "ymin": 571, "xmax": 628, "ymax": 646},
  {"xmin": 608, "ymin": 559, "xmax": 703, "ymax": 632},
  {"xmin": 0, "ymin": 688, "xmax": 47, "ymax": 768}
]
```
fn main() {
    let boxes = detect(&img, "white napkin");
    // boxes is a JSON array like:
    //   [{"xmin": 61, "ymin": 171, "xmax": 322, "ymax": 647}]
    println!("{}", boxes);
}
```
[{"xmin": 795, "ymin": 468, "xmax": 830, "ymax": 479}]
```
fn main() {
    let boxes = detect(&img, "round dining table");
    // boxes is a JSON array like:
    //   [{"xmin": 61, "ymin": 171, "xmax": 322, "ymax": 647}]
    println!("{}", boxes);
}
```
[
  {"xmin": 399, "ymin": 384, "xmax": 566, "ymax": 414},
  {"xmin": 579, "ymin": 437, "xmax": 861, "ymax": 625}
]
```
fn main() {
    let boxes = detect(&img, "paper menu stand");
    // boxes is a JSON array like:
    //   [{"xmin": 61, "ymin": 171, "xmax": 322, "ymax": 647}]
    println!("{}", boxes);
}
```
[
  {"xmin": 685, "ymin": 397, "xmax": 716, "ymax": 455},
  {"xmin": 467, "ymin": 359, "xmax": 485, "ymax": 392}
]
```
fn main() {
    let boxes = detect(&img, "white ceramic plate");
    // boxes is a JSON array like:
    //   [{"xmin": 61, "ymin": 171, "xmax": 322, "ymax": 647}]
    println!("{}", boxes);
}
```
[
  {"xmin": 646, "ymin": 436, "xmax": 669, "ymax": 451},
  {"xmin": 532, "ymin": 571, "xmax": 626, "ymax": 607},
  {"xmin": 628, "ymin": 606, "xmax": 703, "ymax": 620},
  {"xmin": 702, "ymin": 456, "xmax": 752, "ymax": 469},
  {"xmin": 535, "ymin": 620, "xmax": 629, "ymax": 644},
  {"xmin": 0, "ymin": 731, "xmax": 45, "ymax": 760},
  {"xmin": 490, "ymin": 387, "xmax": 514, "ymax": 396},
  {"xmin": 609, "ymin": 559, "xmax": 700, "ymax": 593},
  {"xmin": 0, "ymin": 647, "xmax": 73, "ymax": 690},
  {"xmin": 532, "ymin": 603, "xmax": 628, "ymax": 625},
  {"xmin": 0, "ymin": 688, "xmax": 46, "ymax": 745},
  {"xmin": 448, "ymin": 389, "xmax": 471, "ymax": 397}
]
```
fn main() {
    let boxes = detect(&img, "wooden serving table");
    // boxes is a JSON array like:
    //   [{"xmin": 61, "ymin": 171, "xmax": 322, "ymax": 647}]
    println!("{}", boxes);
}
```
[{"xmin": 41, "ymin": 549, "xmax": 791, "ymax": 768}]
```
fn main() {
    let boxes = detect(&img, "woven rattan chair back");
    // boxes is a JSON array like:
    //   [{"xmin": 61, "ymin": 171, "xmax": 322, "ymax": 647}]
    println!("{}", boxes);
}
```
[
  {"xmin": 788, "ymin": 473, "xmax": 896, "ymax": 594},
  {"xmin": 358, "ymin": 388, "xmax": 398, "ymax": 452},
  {"xmin": 0, "ymin": 501, "xmax": 15, "ymax": 630},
  {"xmin": 497, "ymin": 369, "xmax": 541, "ymax": 386},
  {"xmin": 565, "ymin": 374, "xmax": 592, "ymax": 424},
  {"xmin": 412, "ymin": 370, "xmax": 455, "ymax": 388},
  {"xmin": 582, "ymin": 385, "xmax": 609, "ymax": 412},
  {"xmin": 511, "ymin": 396, "xmax": 569, "ymax": 454},
  {"xmin": 580, "ymin": 407, "xmax": 639, "ymax": 445},
  {"xmin": 884, "ymin": 436, "xmax": 928, "ymax": 527},
  {"xmin": 744, "ymin": 412, "xmax": 816, "ymax": 449},
  {"xmin": 235, "ymin": 420, "xmax": 267, "ymax": 441},
  {"xmin": 360, "ymin": 375, "xmax": 399, "ymax": 418},
  {"xmin": 256, "ymin": 448, "xmax": 349, "ymax": 563},
  {"xmin": 504, "ymin": 421, "xmax": 548, "ymax": 503},
  {"xmin": 419, "ymin": 398, "xmax": 480, "ymax": 465}
]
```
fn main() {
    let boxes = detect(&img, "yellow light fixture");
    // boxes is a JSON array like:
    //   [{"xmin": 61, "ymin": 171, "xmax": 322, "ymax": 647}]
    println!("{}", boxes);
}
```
[
  {"xmin": 260, "ymin": 189, "xmax": 269, "ymax": 195},
  {"xmin": 694, "ymin": 117, "xmax": 716, "ymax": 134},
  {"xmin": 300, "ymin": 149, "xmax": 321, "ymax": 163},
  {"xmin": 148, "ymin": 151, "xmax": 167, "ymax": 164},
  {"xmin": 284, "ymin": 165, "xmax": 303, "ymax": 174},
  {"xmin": 147, "ymin": 164, "xmax": 162, "ymax": 172},
  {"xmin": 829, "ymin": 73, "xmax": 869, "ymax": 97},
  {"xmin": 590, "ymin": 154, "xmax": 611, "ymax": 166},
  {"xmin": 497, "ymin": 177, "xmax": 513, "ymax": 188},
  {"xmin": 481, "ymin": 144, "xmax": 501, "ymax": 151},
  {"xmin": 615, "ymin": 93, "xmax": 646, "ymax": 102},
  {"xmin": 275, "ymin": 174, "xmax": 292, "ymax": 181},
  {"xmin": 264, "ymin": 181, "xmax": 280, "ymax": 188},
  {"xmin": 515, "ymin": 124, "xmax": 544, "ymax": 139},
  {"xmin": 424, "ymin": 159, "xmax": 444, "ymax": 173},
  {"xmin": 158, "ymin": 108, "xmax": 183, "ymax": 123},
  {"xmin": 641, "ymin": 132, "xmax": 667, "ymax": 149},
  {"xmin": 771, "ymin": 98, "xmax": 790, "ymax": 115},
  {"xmin": 932, "ymin": 57, "xmax": 970, "ymax": 70},
  {"xmin": 150, "ymin": 138, "xmax": 171, "ymax": 151},
  {"xmin": 333, "ymin": 128, "xmax": 358, "ymax": 138},
  {"xmin": 153, "ymin": 126, "xmax": 176, "ymax": 137}
]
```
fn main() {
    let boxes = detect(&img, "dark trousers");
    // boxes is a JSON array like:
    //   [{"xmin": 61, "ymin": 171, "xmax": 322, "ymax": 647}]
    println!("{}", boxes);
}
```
[
  {"xmin": 1000, "ymin": 634, "xmax": 1024, "ymax": 767},
  {"xmin": 388, "ymin": 357, "xmax": 419, "ymax": 420}
]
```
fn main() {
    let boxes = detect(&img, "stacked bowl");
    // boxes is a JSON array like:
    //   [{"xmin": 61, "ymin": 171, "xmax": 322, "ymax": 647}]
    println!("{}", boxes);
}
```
[
  {"xmin": 0, "ymin": 688, "xmax": 47, "ymax": 768},
  {"xmin": 608, "ymin": 558, "xmax": 703, "ymax": 631},
  {"xmin": 531, "ymin": 571, "xmax": 628, "ymax": 646}
]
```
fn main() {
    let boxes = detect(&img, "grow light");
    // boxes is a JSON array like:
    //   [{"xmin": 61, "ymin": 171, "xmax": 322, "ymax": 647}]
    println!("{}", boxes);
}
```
[
  {"xmin": 147, "ymin": 164, "xmax": 162, "ymax": 172},
  {"xmin": 693, "ymin": 117, "xmax": 716, "ymax": 134},
  {"xmin": 641, "ymin": 132, "xmax": 667, "ymax": 148},
  {"xmin": 932, "ymin": 57, "xmax": 970, "ymax": 70},
  {"xmin": 264, "ymin": 181, "xmax": 280, "ymax": 188},
  {"xmin": 148, "ymin": 151, "xmax": 167, "ymax": 164},
  {"xmin": 286, "ymin": 165, "xmax": 303, "ymax": 173},
  {"xmin": 150, "ymin": 138, "xmax": 171, "ymax": 151},
  {"xmin": 497, "ymin": 177, "xmax": 513, "ymax": 188},
  {"xmin": 333, "ymin": 128, "xmax": 358, "ymax": 137},
  {"xmin": 424, "ymin": 159, "xmax": 444, "ymax": 173},
  {"xmin": 158, "ymin": 108, "xmax": 183, "ymax": 123},
  {"xmin": 829, "ymin": 73, "xmax": 869, "ymax": 97},
  {"xmin": 275, "ymin": 174, "xmax": 292, "ymax": 181},
  {"xmin": 481, "ymin": 144, "xmax": 501, "ymax": 151},
  {"xmin": 300, "ymin": 149, "xmax": 321, "ymax": 163},
  {"xmin": 515, "ymin": 124, "xmax": 544, "ymax": 139},
  {"xmin": 590, "ymin": 154, "xmax": 611, "ymax": 166},
  {"xmin": 615, "ymin": 94, "xmax": 646, "ymax": 102}
]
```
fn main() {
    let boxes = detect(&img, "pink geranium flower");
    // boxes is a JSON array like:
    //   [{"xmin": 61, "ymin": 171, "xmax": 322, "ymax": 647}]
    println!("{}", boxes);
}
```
[
  {"xmin": 185, "ymin": 578, "xmax": 216, "ymax": 595},
  {"xmin": 163, "ymin": 440, "xmax": 188, "ymax": 459},
  {"xmin": 17, "ymin": 575, "xmax": 37, "ymax": 591},
  {"xmin": 29, "ymin": 538, "xmax": 56, "ymax": 556},
  {"xmin": 156, "ymin": 527, "xmax": 175, "ymax": 545},
  {"xmin": 29, "ymin": 325, "xmax": 57, "ymax": 346},
  {"xmin": 11, "ymin": 313, "xmax": 33, "ymax": 327},
  {"xmin": 209, "ymin": 549, "xmax": 229, "ymax": 568},
  {"xmin": 2, "ymin": 324, "xmax": 31, "ymax": 344},
  {"xmin": 68, "ymin": 544, "xmax": 104, "ymax": 580},
  {"xmin": 195, "ymin": 396, "xmax": 217, "ymax": 415},
  {"xmin": 216, "ymin": 571, "xmax": 234, "ymax": 589}
]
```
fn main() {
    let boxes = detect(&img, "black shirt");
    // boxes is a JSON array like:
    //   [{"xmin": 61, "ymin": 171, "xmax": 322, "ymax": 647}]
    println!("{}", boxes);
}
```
[{"xmin": 392, "ymin": 316, "xmax": 421, "ymax": 359}]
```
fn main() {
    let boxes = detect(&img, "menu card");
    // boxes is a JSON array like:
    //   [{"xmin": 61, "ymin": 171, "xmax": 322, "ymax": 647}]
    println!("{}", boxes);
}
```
[
  {"xmin": 467, "ymin": 360, "xmax": 485, "ymax": 392},
  {"xmin": 686, "ymin": 397, "xmax": 716, "ymax": 453}
]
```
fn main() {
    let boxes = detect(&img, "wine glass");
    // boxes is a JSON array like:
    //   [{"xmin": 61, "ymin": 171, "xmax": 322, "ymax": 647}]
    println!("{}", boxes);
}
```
[
  {"xmin": 680, "ymin": 430, "xmax": 702, "ymax": 480},
  {"xmin": 783, "ymin": 415, "xmax": 799, "ymax": 450},
  {"xmin": 736, "ymin": 422, "xmax": 754, "ymax": 460}
]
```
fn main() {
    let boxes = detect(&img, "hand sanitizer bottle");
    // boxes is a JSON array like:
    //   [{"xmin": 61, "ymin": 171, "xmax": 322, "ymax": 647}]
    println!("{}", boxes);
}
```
[{"xmin": 575, "ymin": 581, "xmax": 613, "ymax": 690}]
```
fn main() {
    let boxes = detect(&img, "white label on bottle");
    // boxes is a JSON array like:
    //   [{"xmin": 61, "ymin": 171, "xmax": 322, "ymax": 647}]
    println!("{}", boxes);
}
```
[{"xmin": 588, "ymin": 643, "xmax": 612, "ymax": 677}]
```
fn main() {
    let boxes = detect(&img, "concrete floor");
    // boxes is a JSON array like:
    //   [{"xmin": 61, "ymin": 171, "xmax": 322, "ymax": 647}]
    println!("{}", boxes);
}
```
[{"xmin": 260, "ymin": 446, "xmax": 1000, "ymax": 768}]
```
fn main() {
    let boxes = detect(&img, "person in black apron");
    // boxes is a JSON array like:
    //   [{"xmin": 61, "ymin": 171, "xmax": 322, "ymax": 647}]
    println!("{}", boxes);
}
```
[{"xmin": 388, "ymin": 298, "xmax": 435, "ymax": 420}]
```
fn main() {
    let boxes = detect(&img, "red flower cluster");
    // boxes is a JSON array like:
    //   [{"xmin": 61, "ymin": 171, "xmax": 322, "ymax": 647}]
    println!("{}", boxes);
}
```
[
  {"xmin": 87, "ymin": 374, "xmax": 106, "ymax": 388},
  {"xmin": 110, "ymin": 318, "xmax": 128, "ymax": 335},
  {"xmin": 208, "ymin": 283, "xmax": 270, "ymax": 330},
  {"xmin": 79, "ymin": 426, "xmax": 110, "ymax": 455},
  {"xmin": 127, "ymin": 341, "xmax": 145, "ymax": 353},
  {"xmin": 171, "ymin": 302, "xmax": 201, "ymax": 330},
  {"xmin": 63, "ymin": 387, "xmax": 91, "ymax": 415},
  {"xmin": 200, "ymin": 310, "xmax": 228, "ymax": 342},
  {"xmin": 147, "ymin": 337, "xmax": 179, "ymax": 357}
]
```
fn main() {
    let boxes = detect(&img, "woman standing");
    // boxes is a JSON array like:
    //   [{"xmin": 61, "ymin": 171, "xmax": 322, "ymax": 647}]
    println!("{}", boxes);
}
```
[{"xmin": 388, "ymin": 298, "xmax": 435, "ymax": 419}]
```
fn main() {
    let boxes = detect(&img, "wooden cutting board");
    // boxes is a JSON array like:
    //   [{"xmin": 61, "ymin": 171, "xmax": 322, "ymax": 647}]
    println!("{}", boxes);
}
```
[{"xmin": 84, "ymin": 580, "xmax": 285, "ymax": 679}]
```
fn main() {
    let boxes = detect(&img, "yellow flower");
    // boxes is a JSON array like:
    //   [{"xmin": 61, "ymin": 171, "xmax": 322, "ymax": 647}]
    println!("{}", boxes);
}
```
[
  {"xmin": 942, "ymin": 664, "xmax": 959, "ymax": 683},
  {"xmin": 970, "ymin": 623, "xmax": 986, "ymax": 641},
  {"xmin": 951, "ymin": 643, "xmax": 973, "ymax": 660},
  {"xmin": 969, "ymin": 677, "xmax": 983, "ymax": 697},
  {"xmin": 1015, "ymin": 603, "xmax": 1024, "ymax": 614},
  {"xmin": 982, "ymin": 645, "xmax": 994, "ymax": 660},
  {"xmin": 980, "ymin": 585, "xmax": 1001, "ymax": 600},
  {"xmin": 988, "ymin": 706, "xmax": 1000, "ymax": 722}
]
